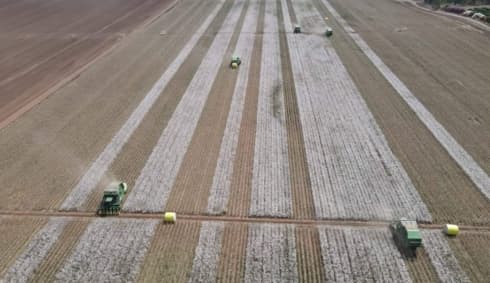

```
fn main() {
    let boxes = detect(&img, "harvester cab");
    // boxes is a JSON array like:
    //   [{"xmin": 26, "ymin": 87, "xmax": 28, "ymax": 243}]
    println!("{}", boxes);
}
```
[
  {"xmin": 97, "ymin": 182, "xmax": 127, "ymax": 216},
  {"xmin": 325, "ymin": 27, "xmax": 333, "ymax": 37},
  {"xmin": 230, "ymin": 56, "xmax": 241, "ymax": 69},
  {"xmin": 294, "ymin": 24, "xmax": 301, "ymax": 33},
  {"xmin": 390, "ymin": 218, "xmax": 422, "ymax": 257}
]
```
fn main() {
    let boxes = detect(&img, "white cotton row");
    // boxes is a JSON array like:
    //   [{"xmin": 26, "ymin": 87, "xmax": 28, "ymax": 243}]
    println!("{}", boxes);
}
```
[
  {"xmin": 244, "ymin": 223, "xmax": 298, "ymax": 282},
  {"xmin": 123, "ymin": 0, "xmax": 245, "ymax": 212},
  {"xmin": 318, "ymin": 226, "xmax": 412, "ymax": 282},
  {"xmin": 188, "ymin": 222, "xmax": 225, "ymax": 283},
  {"xmin": 250, "ymin": 0, "xmax": 292, "ymax": 218},
  {"xmin": 54, "ymin": 218, "xmax": 158, "ymax": 283}
]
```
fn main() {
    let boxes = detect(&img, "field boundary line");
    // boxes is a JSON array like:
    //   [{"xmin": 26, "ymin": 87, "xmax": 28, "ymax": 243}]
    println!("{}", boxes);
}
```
[
  {"xmin": 320, "ymin": 0, "xmax": 490, "ymax": 199},
  {"xmin": 59, "ymin": 1, "xmax": 226, "ymax": 210},
  {"xmin": 1, "ymin": 210, "xmax": 489, "ymax": 232}
]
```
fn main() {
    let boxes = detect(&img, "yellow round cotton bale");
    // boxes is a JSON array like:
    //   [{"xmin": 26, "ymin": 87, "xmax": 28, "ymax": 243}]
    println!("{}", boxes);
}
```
[
  {"xmin": 231, "ymin": 62, "xmax": 238, "ymax": 69},
  {"xmin": 444, "ymin": 224, "xmax": 459, "ymax": 236},
  {"xmin": 164, "ymin": 212, "xmax": 177, "ymax": 223}
]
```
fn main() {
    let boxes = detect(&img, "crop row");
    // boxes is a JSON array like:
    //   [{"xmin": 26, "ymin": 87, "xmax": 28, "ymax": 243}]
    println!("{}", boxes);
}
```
[
  {"xmin": 59, "ymin": 1, "xmax": 226, "ymax": 211},
  {"xmin": 122, "ymin": 0, "xmax": 245, "ymax": 212},
  {"xmin": 188, "ymin": 222, "xmax": 225, "ymax": 283},
  {"xmin": 283, "ymin": 0, "xmax": 431, "ymax": 221},
  {"xmin": 318, "ymin": 226, "xmax": 412, "ymax": 282},
  {"xmin": 249, "ymin": 0, "xmax": 292, "ymax": 218},
  {"xmin": 55, "ymin": 218, "xmax": 157, "ymax": 282},
  {"xmin": 207, "ymin": 0, "xmax": 261, "ymax": 215},
  {"xmin": 244, "ymin": 223, "xmax": 298, "ymax": 282}
]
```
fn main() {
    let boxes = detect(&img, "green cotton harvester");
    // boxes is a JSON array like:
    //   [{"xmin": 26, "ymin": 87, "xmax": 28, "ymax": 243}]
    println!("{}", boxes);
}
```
[
  {"xmin": 390, "ymin": 218, "xmax": 422, "ymax": 257},
  {"xmin": 97, "ymin": 182, "xmax": 127, "ymax": 216},
  {"xmin": 230, "ymin": 55, "xmax": 241, "ymax": 69}
]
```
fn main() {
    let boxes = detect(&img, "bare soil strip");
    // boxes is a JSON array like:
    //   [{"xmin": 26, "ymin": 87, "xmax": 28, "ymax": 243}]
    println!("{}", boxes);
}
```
[
  {"xmin": 123, "ymin": 0, "xmax": 245, "ymax": 212},
  {"xmin": 55, "ymin": 218, "xmax": 158, "ymax": 282},
  {"xmin": 245, "ymin": 223, "xmax": 298, "ymax": 282},
  {"xmin": 216, "ymin": 223, "xmax": 249, "ymax": 282},
  {"xmin": 320, "ymin": 0, "xmax": 490, "ymax": 198},
  {"xmin": 447, "ymin": 232, "xmax": 490, "ymax": 283},
  {"xmin": 189, "ymin": 222, "xmax": 225, "ymax": 283},
  {"xmin": 165, "ymin": 0, "xmax": 250, "ymax": 215},
  {"xmin": 226, "ymin": 0, "xmax": 265, "ymax": 217},
  {"xmin": 0, "ymin": 216, "xmax": 47, "ymax": 276},
  {"xmin": 29, "ymin": 219, "xmax": 90, "ymax": 283},
  {"xmin": 318, "ymin": 226, "xmax": 412, "ymax": 282},
  {"xmin": 313, "ymin": 0, "xmax": 489, "ymax": 226},
  {"xmin": 250, "ymin": 0, "xmax": 292, "ymax": 218},
  {"xmin": 207, "ymin": 0, "xmax": 261, "ymax": 215},
  {"xmin": 422, "ymin": 230, "xmax": 470, "ymax": 283},
  {"xmin": 295, "ymin": 225, "xmax": 326, "ymax": 282},
  {"xmin": 278, "ymin": 0, "xmax": 316, "ymax": 220},
  {"xmin": 137, "ymin": 221, "xmax": 201, "ymax": 282},
  {"xmin": 60, "ymin": 0, "xmax": 226, "ymax": 211},
  {"xmin": 282, "ymin": 0, "xmax": 430, "ymax": 221},
  {"xmin": 1, "ymin": 217, "xmax": 70, "ymax": 282}
]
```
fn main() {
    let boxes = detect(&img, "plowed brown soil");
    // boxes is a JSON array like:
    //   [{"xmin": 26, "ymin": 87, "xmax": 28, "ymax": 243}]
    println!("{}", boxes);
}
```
[
  {"xmin": 314, "ymin": 0, "xmax": 490, "ymax": 225},
  {"xmin": 216, "ymin": 222, "xmax": 248, "ymax": 282},
  {"xmin": 0, "ymin": 0, "xmax": 175, "ymax": 127},
  {"xmin": 226, "ymin": 0, "xmax": 265, "ymax": 217},
  {"xmin": 137, "ymin": 221, "xmax": 201, "ymax": 282},
  {"xmin": 0, "ymin": 216, "xmax": 46, "ymax": 276},
  {"xmin": 279, "ymin": 0, "xmax": 316, "ymax": 219},
  {"xmin": 295, "ymin": 225, "xmax": 325, "ymax": 282},
  {"xmin": 165, "ymin": 0, "xmax": 248, "ymax": 214},
  {"xmin": 83, "ymin": 0, "xmax": 232, "ymax": 211},
  {"xmin": 447, "ymin": 232, "xmax": 490, "ymax": 283},
  {"xmin": 29, "ymin": 218, "xmax": 90, "ymax": 282}
]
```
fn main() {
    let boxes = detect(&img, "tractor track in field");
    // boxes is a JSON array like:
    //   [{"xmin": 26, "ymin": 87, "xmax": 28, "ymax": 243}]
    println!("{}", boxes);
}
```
[{"xmin": 1, "ymin": 210, "xmax": 489, "ymax": 232}]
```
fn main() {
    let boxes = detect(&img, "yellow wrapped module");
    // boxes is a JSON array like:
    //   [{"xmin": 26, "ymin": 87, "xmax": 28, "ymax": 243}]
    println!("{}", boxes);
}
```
[
  {"xmin": 164, "ymin": 212, "xmax": 177, "ymax": 223},
  {"xmin": 443, "ymin": 224, "xmax": 459, "ymax": 236}
]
